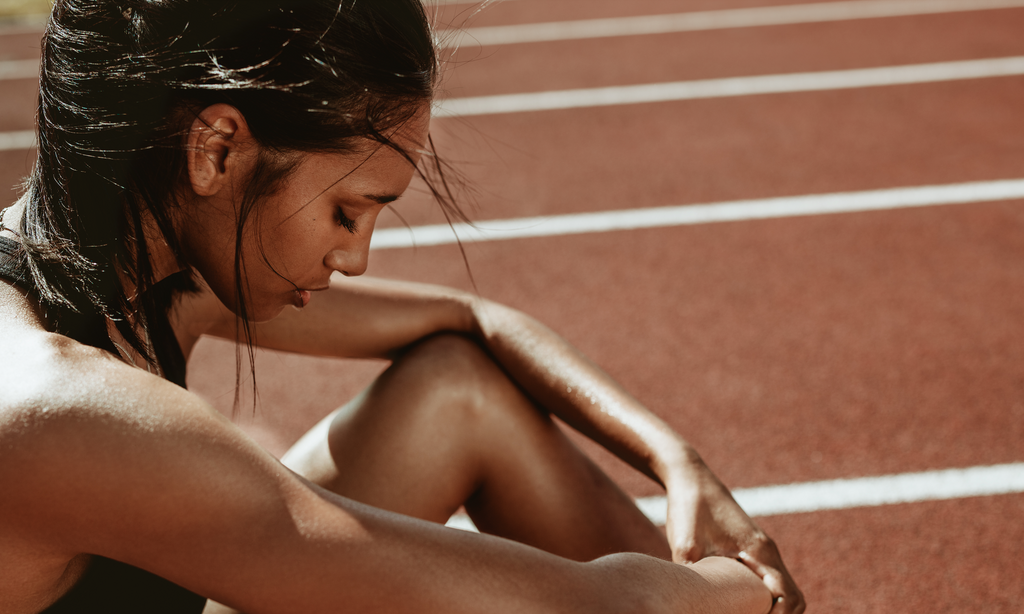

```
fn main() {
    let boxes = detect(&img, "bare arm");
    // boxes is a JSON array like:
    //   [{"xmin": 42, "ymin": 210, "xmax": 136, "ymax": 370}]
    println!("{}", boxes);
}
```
[
  {"xmin": 192, "ymin": 274, "xmax": 802, "ymax": 612},
  {"xmin": 467, "ymin": 299, "xmax": 803, "ymax": 613},
  {"xmin": 0, "ymin": 345, "xmax": 770, "ymax": 614},
  {"xmin": 190, "ymin": 275, "xmax": 472, "ymax": 359}
]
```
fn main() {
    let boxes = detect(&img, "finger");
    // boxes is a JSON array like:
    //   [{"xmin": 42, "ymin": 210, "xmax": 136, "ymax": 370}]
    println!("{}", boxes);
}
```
[
  {"xmin": 739, "ymin": 552, "xmax": 805, "ymax": 614},
  {"xmin": 736, "ymin": 550, "xmax": 774, "ymax": 580},
  {"xmin": 737, "ymin": 551, "xmax": 785, "ymax": 595},
  {"xmin": 768, "ymin": 594, "xmax": 807, "ymax": 614}
]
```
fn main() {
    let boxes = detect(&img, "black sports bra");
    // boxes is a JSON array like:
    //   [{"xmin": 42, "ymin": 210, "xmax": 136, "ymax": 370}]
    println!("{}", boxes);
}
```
[
  {"xmin": 39, "ymin": 556, "xmax": 207, "ymax": 614},
  {"xmin": 0, "ymin": 235, "xmax": 207, "ymax": 613}
]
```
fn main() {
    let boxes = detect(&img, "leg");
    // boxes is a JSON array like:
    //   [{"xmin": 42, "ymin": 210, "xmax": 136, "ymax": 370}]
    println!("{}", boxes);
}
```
[{"xmin": 282, "ymin": 334, "xmax": 670, "ymax": 562}]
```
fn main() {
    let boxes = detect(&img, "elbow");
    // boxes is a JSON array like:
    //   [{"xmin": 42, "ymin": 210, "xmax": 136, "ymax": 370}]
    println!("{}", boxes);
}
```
[{"xmin": 467, "ymin": 296, "xmax": 531, "ymax": 342}]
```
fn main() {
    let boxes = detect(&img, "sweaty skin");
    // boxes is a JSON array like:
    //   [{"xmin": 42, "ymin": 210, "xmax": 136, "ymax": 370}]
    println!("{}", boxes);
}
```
[{"xmin": 0, "ymin": 101, "xmax": 796, "ymax": 614}]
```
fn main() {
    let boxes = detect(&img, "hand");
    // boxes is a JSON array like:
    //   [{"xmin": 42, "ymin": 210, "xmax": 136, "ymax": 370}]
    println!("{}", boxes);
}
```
[{"xmin": 665, "ymin": 461, "xmax": 805, "ymax": 614}]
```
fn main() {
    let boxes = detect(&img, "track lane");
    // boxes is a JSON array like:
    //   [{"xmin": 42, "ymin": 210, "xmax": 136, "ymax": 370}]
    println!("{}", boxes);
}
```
[
  {"xmin": 373, "ymin": 76, "xmax": 1024, "ymax": 231},
  {"xmin": 5, "ymin": 70, "xmax": 1024, "ymax": 211},
  {"xmin": 0, "ymin": 29, "xmax": 42, "ymax": 60},
  {"xmin": 445, "ymin": 462, "xmax": 1024, "ymax": 530},
  {"xmin": 438, "ymin": 0, "xmax": 1024, "ymax": 48},
  {"xmin": 430, "ymin": 0, "xmax": 876, "ymax": 29},
  {"xmin": 370, "ymin": 179, "xmax": 1024, "ymax": 248},
  {"xmin": 760, "ymin": 493, "xmax": 1024, "ymax": 613},
  {"xmin": 442, "ymin": 7, "xmax": 1024, "ymax": 97}
]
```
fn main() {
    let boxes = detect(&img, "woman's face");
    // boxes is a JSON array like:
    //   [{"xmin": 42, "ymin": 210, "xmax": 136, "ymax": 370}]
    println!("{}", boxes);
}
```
[{"xmin": 184, "ymin": 107, "xmax": 430, "ymax": 321}]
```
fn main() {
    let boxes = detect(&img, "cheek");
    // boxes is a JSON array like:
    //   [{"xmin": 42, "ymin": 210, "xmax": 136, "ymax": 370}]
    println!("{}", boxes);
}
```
[{"xmin": 249, "ymin": 216, "xmax": 327, "ymax": 282}]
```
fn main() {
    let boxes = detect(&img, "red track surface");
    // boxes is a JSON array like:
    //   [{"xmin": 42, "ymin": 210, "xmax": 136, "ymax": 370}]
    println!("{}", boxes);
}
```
[{"xmin": 3, "ymin": 2, "xmax": 1023, "ymax": 611}]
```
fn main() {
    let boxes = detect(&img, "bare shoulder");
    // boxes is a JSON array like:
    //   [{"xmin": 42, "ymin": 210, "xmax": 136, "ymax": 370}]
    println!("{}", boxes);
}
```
[
  {"xmin": 0, "ymin": 328, "xmax": 220, "ymax": 611},
  {"xmin": 0, "ymin": 327, "xmax": 115, "ymax": 432},
  {"xmin": 0, "ymin": 326, "xmax": 381, "ymax": 613},
  {"xmin": 0, "ymin": 327, "xmax": 236, "ymax": 522},
  {"xmin": 0, "ymin": 325, "xmax": 190, "ymax": 430},
  {"xmin": 0, "ymin": 326, "xmax": 301, "ymax": 607},
  {"xmin": 0, "ymin": 319, "xmax": 290, "ymax": 546}
]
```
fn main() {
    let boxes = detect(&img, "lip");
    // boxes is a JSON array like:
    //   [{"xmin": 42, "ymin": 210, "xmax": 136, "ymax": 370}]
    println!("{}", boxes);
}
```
[{"xmin": 293, "ymin": 285, "xmax": 330, "ymax": 309}]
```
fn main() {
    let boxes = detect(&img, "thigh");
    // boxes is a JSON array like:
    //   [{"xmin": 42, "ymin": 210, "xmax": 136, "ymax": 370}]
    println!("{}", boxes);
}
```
[
  {"xmin": 281, "ymin": 334, "xmax": 493, "ymax": 524},
  {"xmin": 282, "ymin": 334, "xmax": 670, "ymax": 561}
]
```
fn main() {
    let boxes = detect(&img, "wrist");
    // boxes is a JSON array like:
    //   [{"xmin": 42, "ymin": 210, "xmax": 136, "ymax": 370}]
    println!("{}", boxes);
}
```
[{"xmin": 653, "ymin": 437, "xmax": 707, "ymax": 490}]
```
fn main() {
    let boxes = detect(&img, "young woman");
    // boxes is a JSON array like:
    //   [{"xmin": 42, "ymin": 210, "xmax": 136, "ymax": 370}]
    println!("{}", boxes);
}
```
[{"xmin": 0, "ymin": 1, "xmax": 803, "ymax": 612}]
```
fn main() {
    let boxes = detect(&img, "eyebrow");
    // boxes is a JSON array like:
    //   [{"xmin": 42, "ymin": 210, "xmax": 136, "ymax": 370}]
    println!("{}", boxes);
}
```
[{"xmin": 361, "ymin": 193, "xmax": 401, "ymax": 205}]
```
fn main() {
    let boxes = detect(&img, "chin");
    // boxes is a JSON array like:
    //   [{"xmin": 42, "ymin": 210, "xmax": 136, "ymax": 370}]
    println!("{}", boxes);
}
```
[
  {"xmin": 249, "ymin": 302, "xmax": 290, "ymax": 323},
  {"xmin": 201, "ymin": 276, "xmax": 293, "ymax": 322},
  {"xmin": 219, "ymin": 294, "xmax": 291, "ymax": 323}
]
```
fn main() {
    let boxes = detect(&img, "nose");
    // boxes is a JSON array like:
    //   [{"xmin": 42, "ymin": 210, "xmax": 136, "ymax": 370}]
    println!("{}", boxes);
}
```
[
  {"xmin": 325, "ymin": 205, "xmax": 386, "ymax": 277},
  {"xmin": 324, "ymin": 233, "xmax": 371, "ymax": 277},
  {"xmin": 325, "ymin": 245, "xmax": 368, "ymax": 277}
]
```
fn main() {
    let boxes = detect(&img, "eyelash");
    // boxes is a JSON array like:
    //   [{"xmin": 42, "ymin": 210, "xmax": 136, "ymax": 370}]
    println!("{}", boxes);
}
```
[{"xmin": 334, "ymin": 207, "xmax": 358, "ymax": 233}]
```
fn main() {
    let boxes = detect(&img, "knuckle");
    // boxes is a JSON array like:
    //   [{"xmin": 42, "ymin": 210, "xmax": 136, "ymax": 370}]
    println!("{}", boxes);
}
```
[
  {"xmin": 672, "ymin": 540, "xmax": 704, "ymax": 562},
  {"xmin": 748, "ymin": 531, "xmax": 777, "ymax": 554}
]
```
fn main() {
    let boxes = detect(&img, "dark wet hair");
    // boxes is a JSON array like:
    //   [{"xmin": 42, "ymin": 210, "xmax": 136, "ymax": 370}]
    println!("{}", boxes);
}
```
[{"xmin": 18, "ymin": 0, "xmax": 445, "ymax": 385}]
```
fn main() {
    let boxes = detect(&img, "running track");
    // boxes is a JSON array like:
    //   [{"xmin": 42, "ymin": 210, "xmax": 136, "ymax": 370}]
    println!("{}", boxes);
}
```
[{"xmin": 1, "ymin": 1, "xmax": 1022, "ymax": 611}]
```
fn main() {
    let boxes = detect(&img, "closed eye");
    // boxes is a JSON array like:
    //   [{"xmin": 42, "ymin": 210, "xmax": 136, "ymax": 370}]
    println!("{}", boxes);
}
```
[{"xmin": 335, "ymin": 207, "xmax": 358, "ymax": 233}]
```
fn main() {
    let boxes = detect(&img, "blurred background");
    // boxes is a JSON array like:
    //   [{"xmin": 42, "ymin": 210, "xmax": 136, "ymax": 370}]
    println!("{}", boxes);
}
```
[
  {"xmin": 2, "ymin": 1, "xmax": 1023, "ymax": 611},
  {"xmin": 0, "ymin": 0, "xmax": 47, "ymax": 19}
]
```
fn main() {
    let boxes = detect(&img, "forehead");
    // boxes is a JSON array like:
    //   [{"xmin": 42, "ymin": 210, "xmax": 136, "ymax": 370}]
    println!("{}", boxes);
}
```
[
  {"xmin": 274, "ymin": 104, "xmax": 431, "ymax": 203},
  {"xmin": 351, "ymin": 104, "xmax": 431, "ymax": 159},
  {"xmin": 348, "ymin": 106, "xmax": 431, "ymax": 174},
  {"xmin": 298, "ymin": 127, "xmax": 428, "ymax": 200},
  {"xmin": 394, "ymin": 104, "xmax": 431, "ymax": 152}
]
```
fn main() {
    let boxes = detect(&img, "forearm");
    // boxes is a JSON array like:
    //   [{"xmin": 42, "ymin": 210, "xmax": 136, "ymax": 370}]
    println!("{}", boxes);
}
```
[
  {"xmin": 372, "ymin": 524, "xmax": 769, "ymax": 614},
  {"xmin": 222, "ymin": 276, "xmax": 475, "ymax": 359},
  {"xmin": 470, "ymin": 298, "xmax": 697, "ymax": 486},
  {"xmin": 327, "ymin": 508, "xmax": 770, "ymax": 614},
  {"xmin": 281, "ymin": 471, "xmax": 765, "ymax": 614},
  {"xmin": 292, "ymin": 480, "xmax": 766, "ymax": 614}
]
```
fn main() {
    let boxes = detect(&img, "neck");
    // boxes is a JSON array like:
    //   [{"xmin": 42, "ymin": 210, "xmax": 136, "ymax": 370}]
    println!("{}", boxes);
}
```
[
  {"xmin": 3, "ymin": 194, "xmax": 184, "ymax": 297},
  {"xmin": 141, "ymin": 208, "xmax": 184, "ymax": 287},
  {"xmin": 110, "ymin": 206, "xmax": 186, "ymax": 308}
]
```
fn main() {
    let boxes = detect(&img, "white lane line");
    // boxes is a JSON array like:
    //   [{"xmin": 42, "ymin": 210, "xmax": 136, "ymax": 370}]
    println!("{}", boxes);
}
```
[
  {"xmin": 371, "ymin": 179, "xmax": 1024, "ymax": 250},
  {"xmin": 447, "ymin": 462, "xmax": 1024, "ymax": 531},
  {"xmin": 0, "ymin": 129, "xmax": 34, "ymax": 151},
  {"xmin": 27, "ymin": 56, "xmax": 1021, "ymax": 153},
  {"xmin": 436, "ymin": 56, "xmax": 1024, "ymax": 117},
  {"xmin": 642, "ymin": 463, "xmax": 1024, "ymax": 523},
  {"xmin": 0, "ymin": 58, "xmax": 37, "ymax": 80},
  {"xmin": 441, "ymin": 0, "xmax": 1024, "ymax": 48}
]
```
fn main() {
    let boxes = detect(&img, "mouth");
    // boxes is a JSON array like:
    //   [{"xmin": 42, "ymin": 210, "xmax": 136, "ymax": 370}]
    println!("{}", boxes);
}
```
[{"xmin": 293, "ymin": 285, "xmax": 330, "ymax": 309}]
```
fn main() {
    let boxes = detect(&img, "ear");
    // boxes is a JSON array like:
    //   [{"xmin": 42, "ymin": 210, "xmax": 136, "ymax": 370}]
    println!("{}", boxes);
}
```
[{"xmin": 186, "ymin": 104, "xmax": 254, "ymax": 197}]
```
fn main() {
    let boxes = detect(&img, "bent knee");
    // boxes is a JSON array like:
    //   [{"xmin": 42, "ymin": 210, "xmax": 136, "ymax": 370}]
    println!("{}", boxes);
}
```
[
  {"xmin": 384, "ymin": 333, "xmax": 522, "ymax": 412},
  {"xmin": 396, "ymin": 333, "xmax": 495, "ymax": 383}
]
